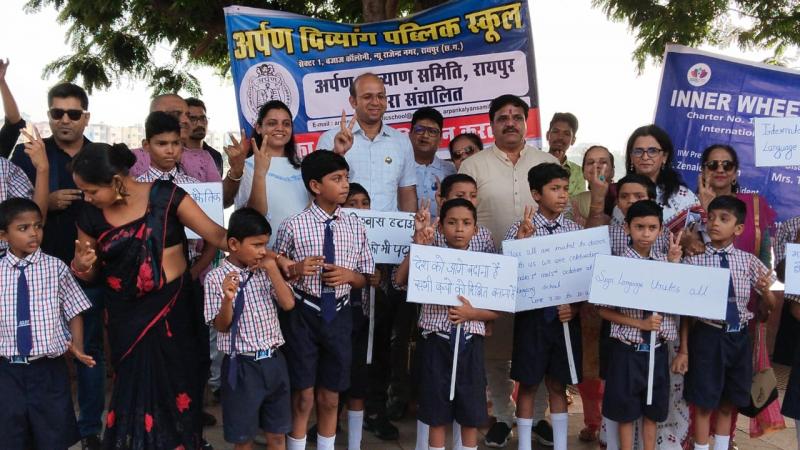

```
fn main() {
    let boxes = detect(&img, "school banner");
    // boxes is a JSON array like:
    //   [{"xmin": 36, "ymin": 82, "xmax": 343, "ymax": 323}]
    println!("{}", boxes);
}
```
[
  {"xmin": 654, "ymin": 44, "xmax": 800, "ymax": 223},
  {"xmin": 223, "ymin": 0, "xmax": 540, "ymax": 156}
]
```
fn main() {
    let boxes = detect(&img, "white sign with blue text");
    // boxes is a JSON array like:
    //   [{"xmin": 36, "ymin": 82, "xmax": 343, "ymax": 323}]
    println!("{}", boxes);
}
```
[
  {"xmin": 341, "ymin": 208, "xmax": 415, "ymax": 264},
  {"xmin": 785, "ymin": 243, "xmax": 800, "ymax": 295},
  {"xmin": 179, "ymin": 182, "xmax": 224, "ymax": 239},
  {"xmin": 753, "ymin": 117, "xmax": 800, "ymax": 167},
  {"xmin": 502, "ymin": 226, "xmax": 612, "ymax": 312},
  {"xmin": 589, "ymin": 254, "xmax": 730, "ymax": 320},
  {"xmin": 407, "ymin": 244, "xmax": 518, "ymax": 312}
]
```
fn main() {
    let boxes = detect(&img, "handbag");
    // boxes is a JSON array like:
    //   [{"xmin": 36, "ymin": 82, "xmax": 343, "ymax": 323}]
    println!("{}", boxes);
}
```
[{"xmin": 739, "ymin": 322, "xmax": 779, "ymax": 417}]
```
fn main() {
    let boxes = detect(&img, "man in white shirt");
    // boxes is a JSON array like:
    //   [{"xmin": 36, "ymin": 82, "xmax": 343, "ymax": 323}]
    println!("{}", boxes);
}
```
[{"xmin": 410, "ymin": 107, "xmax": 455, "ymax": 218}]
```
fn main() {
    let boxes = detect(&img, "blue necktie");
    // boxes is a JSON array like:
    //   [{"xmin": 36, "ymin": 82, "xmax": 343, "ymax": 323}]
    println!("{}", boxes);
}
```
[
  {"xmin": 227, "ymin": 270, "xmax": 253, "ymax": 390},
  {"xmin": 16, "ymin": 263, "xmax": 32, "ymax": 357},
  {"xmin": 321, "ymin": 218, "xmax": 337, "ymax": 323},
  {"xmin": 717, "ymin": 251, "xmax": 740, "ymax": 328},
  {"xmin": 543, "ymin": 222, "xmax": 560, "ymax": 322}
]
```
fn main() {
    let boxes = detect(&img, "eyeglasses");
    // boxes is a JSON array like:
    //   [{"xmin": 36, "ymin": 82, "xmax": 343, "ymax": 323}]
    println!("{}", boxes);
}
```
[
  {"xmin": 451, "ymin": 145, "xmax": 478, "ymax": 160},
  {"xmin": 704, "ymin": 160, "xmax": 736, "ymax": 172},
  {"xmin": 49, "ymin": 108, "xmax": 86, "ymax": 121},
  {"xmin": 188, "ymin": 114, "xmax": 208, "ymax": 124},
  {"xmin": 631, "ymin": 147, "xmax": 662, "ymax": 158},
  {"xmin": 412, "ymin": 125, "xmax": 441, "ymax": 137}
]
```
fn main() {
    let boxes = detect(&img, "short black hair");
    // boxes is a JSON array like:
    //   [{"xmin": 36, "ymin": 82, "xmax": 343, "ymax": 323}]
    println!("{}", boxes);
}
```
[
  {"xmin": 549, "ymin": 112, "xmax": 579, "ymax": 134},
  {"xmin": 185, "ymin": 97, "xmax": 206, "ymax": 111},
  {"xmin": 227, "ymin": 207, "xmax": 271, "ymax": 241},
  {"xmin": 145, "ymin": 111, "xmax": 181, "ymax": 140},
  {"xmin": 489, "ymin": 95, "xmax": 528, "ymax": 122},
  {"xmin": 71, "ymin": 143, "xmax": 136, "ymax": 185},
  {"xmin": 440, "ymin": 173, "xmax": 477, "ymax": 198},
  {"xmin": 48, "ymin": 82, "xmax": 89, "ymax": 110},
  {"xmin": 616, "ymin": 174, "xmax": 657, "ymax": 201},
  {"xmin": 301, "ymin": 150, "xmax": 350, "ymax": 193},
  {"xmin": 440, "ymin": 198, "xmax": 477, "ymax": 222},
  {"xmin": 347, "ymin": 183, "xmax": 370, "ymax": 202},
  {"xmin": 708, "ymin": 195, "xmax": 746, "ymax": 225},
  {"xmin": 0, "ymin": 197, "xmax": 42, "ymax": 231},
  {"xmin": 411, "ymin": 107, "xmax": 444, "ymax": 130},
  {"xmin": 527, "ymin": 163, "xmax": 569, "ymax": 193},
  {"xmin": 625, "ymin": 199, "xmax": 663, "ymax": 226}
]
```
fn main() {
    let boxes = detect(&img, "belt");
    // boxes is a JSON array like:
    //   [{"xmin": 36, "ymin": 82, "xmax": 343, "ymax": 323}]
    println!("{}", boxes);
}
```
[
  {"xmin": 4, "ymin": 355, "xmax": 47, "ymax": 365},
  {"xmin": 699, "ymin": 320, "xmax": 745, "ymax": 333},
  {"xmin": 425, "ymin": 330, "xmax": 475, "ymax": 342},
  {"xmin": 616, "ymin": 337, "xmax": 665, "ymax": 352},
  {"xmin": 295, "ymin": 290, "xmax": 350, "ymax": 313},
  {"xmin": 237, "ymin": 348, "xmax": 277, "ymax": 361}
]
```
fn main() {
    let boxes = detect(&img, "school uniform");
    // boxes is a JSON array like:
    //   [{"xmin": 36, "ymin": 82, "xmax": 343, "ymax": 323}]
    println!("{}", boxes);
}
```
[
  {"xmin": 504, "ymin": 212, "xmax": 584, "ymax": 386},
  {"xmin": 607, "ymin": 216, "xmax": 670, "ymax": 257},
  {"xmin": 433, "ymin": 224, "xmax": 496, "ymax": 253},
  {"xmin": 274, "ymin": 202, "xmax": 374, "ymax": 392},
  {"xmin": 0, "ymin": 158, "xmax": 35, "ymax": 256},
  {"xmin": 775, "ymin": 217, "xmax": 800, "ymax": 419},
  {"xmin": 682, "ymin": 243, "xmax": 775, "ymax": 409},
  {"xmin": 600, "ymin": 247, "xmax": 677, "ymax": 423},
  {"xmin": 0, "ymin": 249, "xmax": 92, "ymax": 450}
]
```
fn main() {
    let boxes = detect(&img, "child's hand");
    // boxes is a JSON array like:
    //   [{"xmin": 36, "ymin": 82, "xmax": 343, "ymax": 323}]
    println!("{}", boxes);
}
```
[
  {"xmin": 681, "ymin": 224, "xmax": 705, "ymax": 257},
  {"xmin": 448, "ymin": 295, "xmax": 476, "ymax": 324},
  {"xmin": 415, "ymin": 200, "xmax": 432, "ymax": 230},
  {"xmin": 222, "ymin": 272, "xmax": 240, "ymax": 301},
  {"xmin": 413, "ymin": 218, "xmax": 437, "ymax": 246},
  {"xmin": 292, "ymin": 256, "xmax": 325, "ymax": 277},
  {"xmin": 73, "ymin": 240, "xmax": 97, "ymax": 272},
  {"xmin": 322, "ymin": 264, "xmax": 356, "ymax": 287},
  {"xmin": 68, "ymin": 341, "xmax": 96, "ymax": 367},
  {"xmin": 671, "ymin": 352, "xmax": 688, "ymax": 375},
  {"xmin": 667, "ymin": 230, "xmax": 683, "ymax": 263},
  {"xmin": 640, "ymin": 313, "xmax": 663, "ymax": 331},
  {"xmin": 516, "ymin": 205, "xmax": 536, "ymax": 239},
  {"xmin": 21, "ymin": 126, "xmax": 48, "ymax": 173},
  {"xmin": 368, "ymin": 267, "xmax": 382, "ymax": 287},
  {"xmin": 251, "ymin": 136, "xmax": 272, "ymax": 178},
  {"xmin": 275, "ymin": 254, "xmax": 296, "ymax": 280},
  {"xmin": 755, "ymin": 269, "xmax": 773, "ymax": 293},
  {"xmin": 557, "ymin": 304, "xmax": 574, "ymax": 322}
]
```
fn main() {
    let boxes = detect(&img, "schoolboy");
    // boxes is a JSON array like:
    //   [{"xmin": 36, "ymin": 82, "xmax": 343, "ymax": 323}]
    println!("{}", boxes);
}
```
[
  {"xmin": 680, "ymin": 195, "xmax": 776, "ymax": 450},
  {"xmin": 608, "ymin": 174, "xmax": 669, "ymax": 256},
  {"xmin": 596, "ymin": 200, "xmax": 683, "ymax": 450},
  {"xmin": 204, "ymin": 207, "xmax": 295, "ymax": 450},
  {"xmin": 503, "ymin": 163, "xmax": 582, "ymax": 450},
  {"xmin": 0, "ymin": 197, "xmax": 94, "ymax": 449},
  {"xmin": 274, "ymin": 150, "xmax": 374, "ymax": 450},
  {"xmin": 395, "ymin": 197, "xmax": 498, "ymax": 450},
  {"xmin": 433, "ymin": 173, "xmax": 495, "ymax": 253}
]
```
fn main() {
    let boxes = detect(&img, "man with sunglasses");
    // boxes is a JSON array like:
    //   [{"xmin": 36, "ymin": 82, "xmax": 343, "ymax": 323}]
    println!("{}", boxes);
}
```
[
  {"xmin": 410, "ymin": 107, "xmax": 455, "ymax": 219},
  {"xmin": 185, "ymin": 97, "xmax": 223, "ymax": 177}
]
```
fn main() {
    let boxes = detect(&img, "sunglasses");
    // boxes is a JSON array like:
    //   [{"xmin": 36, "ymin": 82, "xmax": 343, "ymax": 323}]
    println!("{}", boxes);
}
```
[
  {"xmin": 704, "ymin": 160, "xmax": 736, "ymax": 172},
  {"xmin": 49, "ymin": 108, "xmax": 86, "ymax": 121},
  {"xmin": 630, "ymin": 147, "xmax": 662, "ymax": 158},
  {"xmin": 451, "ymin": 145, "xmax": 478, "ymax": 160}
]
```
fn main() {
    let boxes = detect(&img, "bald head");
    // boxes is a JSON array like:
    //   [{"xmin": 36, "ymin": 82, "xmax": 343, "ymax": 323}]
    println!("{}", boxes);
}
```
[{"xmin": 150, "ymin": 94, "xmax": 189, "ymax": 140}]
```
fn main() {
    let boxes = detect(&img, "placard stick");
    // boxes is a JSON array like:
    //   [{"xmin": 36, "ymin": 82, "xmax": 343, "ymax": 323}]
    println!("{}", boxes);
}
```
[
  {"xmin": 563, "ymin": 323, "xmax": 578, "ymax": 384},
  {"xmin": 646, "ymin": 331, "xmax": 656, "ymax": 405},
  {"xmin": 449, "ymin": 323, "xmax": 462, "ymax": 401},
  {"xmin": 366, "ymin": 287, "xmax": 376, "ymax": 364}
]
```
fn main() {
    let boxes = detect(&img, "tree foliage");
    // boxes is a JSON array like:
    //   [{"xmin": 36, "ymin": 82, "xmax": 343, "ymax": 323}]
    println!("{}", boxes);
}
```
[{"xmin": 592, "ymin": 0, "xmax": 800, "ymax": 71}]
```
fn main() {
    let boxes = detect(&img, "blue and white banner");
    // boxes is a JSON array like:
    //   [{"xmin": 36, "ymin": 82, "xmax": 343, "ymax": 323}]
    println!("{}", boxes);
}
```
[{"xmin": 654, "ymin": 44, "xmax": 800, "ymax": 223}]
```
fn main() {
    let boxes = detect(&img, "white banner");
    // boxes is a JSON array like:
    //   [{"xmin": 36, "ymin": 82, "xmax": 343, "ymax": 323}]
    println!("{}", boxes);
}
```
[
  {"xmin": 341, "ymin": 208, "xmax": 414, "ymax": 264},
  {"xmin": 753, "ymin": 117, "xmax": 800, "ymax": 167},
  {"xmin": 180, "ymin": 182, "xmax": 224, "ymax": 239},
  {"xmin": 785, "ymin": 243, "xmax": 800, "ymax": 295}
]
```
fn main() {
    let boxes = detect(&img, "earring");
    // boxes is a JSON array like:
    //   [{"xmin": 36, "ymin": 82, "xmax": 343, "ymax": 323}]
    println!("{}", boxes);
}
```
[{"xmin": 115, "ymin": 181, "xmax": 128, "ymax": 201}]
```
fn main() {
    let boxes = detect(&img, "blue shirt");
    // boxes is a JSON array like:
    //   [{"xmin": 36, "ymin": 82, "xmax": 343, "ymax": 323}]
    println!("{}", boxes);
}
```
[{"xmin": 415, "ymin": 156, "xmax": 456, "ymax": 218}]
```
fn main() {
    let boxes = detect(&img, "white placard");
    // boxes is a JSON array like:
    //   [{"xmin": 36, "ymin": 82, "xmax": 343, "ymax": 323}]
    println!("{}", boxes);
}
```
[
  {"xmin": 785, "ymin": 243, "xmax": 800, "ymax": 295},
  {"xmin": 406, "ymin": 244, "xmax": 517, "ymax": 312},
  {"xmin": 180, "ymin": 182, "xmax": 224, "ymax": 239},
  {"xmin": 341, "ymin": 208, "xmax": 414, "ymax": 264},
  {"xmin": 754, "ymin": 117, "xmax": 800, "ymax": 167},
  {"xmin": 589, "ymin": 255, "xmax": 730, "ymax": 320},
  {"xmin": 502, "ymin": 227, "xmax": 612, "ymax": 312}
]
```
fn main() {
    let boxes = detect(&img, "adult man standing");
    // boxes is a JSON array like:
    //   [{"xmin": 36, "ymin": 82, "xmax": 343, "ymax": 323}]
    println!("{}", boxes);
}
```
[
  {"xmin": 185, "ymin": 97, "xmax": 223, "ymax": 176},
  {"xmin": 459, "ymin": 94, "xmax": 558, "ymax": 448},
  {"xmin": 410, "ymin": 107, "xmax": 455, "ymax": 218},
  {"xmin": 546, "ymin": 112, "xmax": 585, "ymax": 196}
]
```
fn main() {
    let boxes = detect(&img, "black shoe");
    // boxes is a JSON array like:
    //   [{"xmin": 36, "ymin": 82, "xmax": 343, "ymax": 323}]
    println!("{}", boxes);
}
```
[
  {"xmin": 81, "ymin": 435, "xmax": 102, "ymax": 450},
  {"xmin": 385, "ymin": 398, "xmax": 408, "ymax": 421},
  {"xmin": 484, "ymin": 421, "xmax": 512, "ymax": 448},
  {"xmin": 202, "ymin": 411, "xmax": 217, "ymax": 427},
  {"xmin": 211, "ymin": 388, "xmax": 221, "ymax": 404},
  {"xmin": 200, "ymin": 438, "xmax": 214, "ymax": 450},
  {"xmin": 307, "ymin": 422, "xmax": 342, "ymax": 443},
  {"xmin": 532, "ymin": 419, "xmax": 554, "ymax": 446},
  {"xmin": 363, "ymin": 414, "xmax": 399, "ymax": 441}
]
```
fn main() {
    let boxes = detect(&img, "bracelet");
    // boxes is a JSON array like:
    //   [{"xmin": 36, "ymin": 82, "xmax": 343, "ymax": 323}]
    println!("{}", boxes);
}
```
[
  {"xmin": 70, "ymin": 260, "xmax": 93, "ymax": 275},
  {"xmin": 226, "ymin": 169, "xmax": 243, "ymax": 182}
]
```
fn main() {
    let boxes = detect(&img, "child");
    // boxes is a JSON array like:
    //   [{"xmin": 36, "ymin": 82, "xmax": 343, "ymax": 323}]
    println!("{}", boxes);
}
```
[
  {"xmin": 434, "ymin": 173, "xmax": 495, "ymax": 253},
  {"xmin": 503, "ymin": 162, "xmax": 582, "ymax": 450},
  {"xmin": 596, "ymin": 200, "xmax": 683, "ymax": 450},
  {"xmin": 680, "ymin": 195, "xmax": 776, "ymax": 450},
  {"xmin": 395, "ymin": 197, "xmax": 498, "ymax": 450},
  {"xmin": 608, "ymin": 174, "xmax": 670, "ymax": 256},
  {"xmin": 0, "ymin": 197, "xmax": 94, "ymax": 449},
  {"xmin": 274, "ymin": 150, "xmax": 374, "ymax": 450},
  {"xmin": 204, "ymin": 207, "xmax": 295, "ymax": 450}
]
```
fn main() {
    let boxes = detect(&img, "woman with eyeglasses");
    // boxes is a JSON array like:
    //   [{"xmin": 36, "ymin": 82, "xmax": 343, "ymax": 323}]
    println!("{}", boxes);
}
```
[{"xmin": 448, "ymin": 132, "xmax": 482, "ymax": 171}]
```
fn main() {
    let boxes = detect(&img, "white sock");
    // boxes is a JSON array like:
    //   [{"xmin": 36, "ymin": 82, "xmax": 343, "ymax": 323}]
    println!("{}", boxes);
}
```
[
  {"xmin": 462, "ymin": 447, "xmax": 477, "ymax": 450},
  {"xmin": 516, "ymin": 417, "xmax": 533, "ymax": 450},
  {"xmin": 551, "ymin": 413, "xmax": 568, "ymax": 450},
  {"xmin": 416, "ymin": 420, "xmax": 430, "ymax": 450},
  {"xmin": 453, "ymin": 421, "xmax": 462, "ymax": 449},
  {"xmin": 287, "ymin": 435, "xmax": 306, "ymax": 450},
  {"xmin": 603, "ymin": 416, "xmax": 620, "ymax": 450},
  {"xmin": 712, "ymin": 434, "xmax": 730, "ymax": 450},
  {"xmin": 347, "ymin": 410, "xmax": 364, "ymax": 450},
  {"xmin": 317, "ymin": 433, "xmax": 336, "ymax": 450},
  {"xmin": 429, "ymin": 447, "xmax": 445, "ymax": 450},
  {"xmin": 694, "ymin": 443, "xmax": 710, "ymax": 450}
]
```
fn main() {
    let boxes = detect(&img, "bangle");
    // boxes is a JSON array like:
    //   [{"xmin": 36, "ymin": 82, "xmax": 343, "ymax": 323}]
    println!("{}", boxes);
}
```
[
  {"xmin": 70, "ymin": 260, "xmax": 93, "ymax": 275},
  {"xmin": 226, "ymin": 169, "xmax": 243, "ymax": 182}
]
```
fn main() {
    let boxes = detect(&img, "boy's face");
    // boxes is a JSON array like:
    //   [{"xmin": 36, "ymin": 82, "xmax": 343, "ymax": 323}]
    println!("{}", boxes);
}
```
[
  {"xmin": 617, "ymin": 183, "xmax": 650, "ymax": 215},
  {"xmin": 707, "ymin": 209, "xmax": 744, "ymax": 244},
  {"xmin": 443, "ymin": 181, "xmax": 478, "ymax": 207},
  {"xmin": 0, "ymin": 211, "xmax": 44, "ymax": 257},
  {"xmin": 310, "ymin": 169, "xmax": 350, "ymax": 205},
  {"xmin": 439, "ymin": 206, "xmax": 476, "ymax": 250},
  {"xmin": 532, "ymin": 178, "xmax": 569, "ymax": 216},
  {"xmin": 229, "ymin": 234, "xmax": 269, "ymax": 268},
  {"xmin": 144, "ymin": 131, "xmax": 183, "ymax": 172},
  {"xmin": 624, "ymin": 215, "xmax": 662, "ymax": 253},
  {"xmin": 344, "ymin": 193, "xmax": 370, "ymax": 210}
]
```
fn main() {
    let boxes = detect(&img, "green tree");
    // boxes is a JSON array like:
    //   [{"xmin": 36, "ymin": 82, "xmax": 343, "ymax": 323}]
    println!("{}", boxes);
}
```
[
  {"xmin": 26, "ymin": 0, "xmax": 444, "ymax": 94},
  {"xmin": 592, "ymin": 0, "xmax": 800, "ymax": 71}
]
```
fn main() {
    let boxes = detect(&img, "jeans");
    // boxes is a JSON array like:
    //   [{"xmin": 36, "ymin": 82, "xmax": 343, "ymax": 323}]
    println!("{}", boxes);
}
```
[{"xmin": 76, "ymin": 287, "xmax": 105, "ymax": 438}]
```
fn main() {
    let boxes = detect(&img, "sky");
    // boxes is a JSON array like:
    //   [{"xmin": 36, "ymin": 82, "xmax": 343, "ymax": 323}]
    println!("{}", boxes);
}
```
[{"xmin": 0, "ymin": 0, "xmax": 778, "ymax": 163}]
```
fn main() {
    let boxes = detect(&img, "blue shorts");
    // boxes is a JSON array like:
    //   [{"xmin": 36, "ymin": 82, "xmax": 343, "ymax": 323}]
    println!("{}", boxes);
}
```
[
  {"xmin": 510, "ymin": 309, "xmax": 582, "ymax": 387},
  {"xmin": 221, "ymin": 351, "xmax": 292, "ymax": 443},
  {"xmin": 684, "ymin": 322, "xmax": 752, "ymax": 409},
  {"xmin": 0, "ymin": 356, "xmax": 79, "ymax": 449},
  {"xmin": 417, "ymin": 333, "xmax": 488, "ymax": 427},
  {"xmin": 782, "ymin": 339, "xmax": 800, "ymax": 420},
  {"xmin": 349, "ymin": 303, "xmax": 369, "ymax": 400},
  {"xmin": 602, "ymin": 339, "xmax": 670, "ymax": 423}
]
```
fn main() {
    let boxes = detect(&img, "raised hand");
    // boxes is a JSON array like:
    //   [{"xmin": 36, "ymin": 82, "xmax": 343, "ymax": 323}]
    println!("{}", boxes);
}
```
[
  {"xmin": 224, "ymin": 129, "xmax": 249, "ymax": 176},
  {"xmin": 21, "ymin": 126, "xmax": 48, "ymax": 173},
  {"xmin": 697, "ymin": 174, "xmax": 716, "ymax": 211},
  {"xmin": 587, "ymin": 163, "xmax": 611, "ymax": 196},
  {"xmin": 667, "ymin": 230, "xmax": 684, "ymax": 262},
  {"xmin": 414, "ymin": 217, "xmax": 437, "ymax": 246},
  {"xmin": 251, "ymin": 137, "xmax": 272, "ymax": 178},
  {"xmin": 72, "ymin": 240, "xmax": 97, "ymax": 272},
  {"xmin": 333, "ymin": 110, "xmax": 357, "ymax": 155},
  {"xmin": 222, "ymin": 272, "xmax": 241, "ymax": 301},
  {"xmin": 0, "ymin": 58, "xmax": 8, "ymax": 83},
  {"xmin": 516, "ymin": 205, "xmax": 536, "ymax": 239},
  {"xmin": 641, "ymin": 313, "xmax": 663, "ymax": 331}
]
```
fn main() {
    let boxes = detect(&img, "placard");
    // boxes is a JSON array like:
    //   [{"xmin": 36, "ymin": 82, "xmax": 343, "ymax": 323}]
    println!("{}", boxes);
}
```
[
  {"xmin": 407, "ymin": 244, "xmax": 517, "ymax": 312},
  {"xmin": 589, "ymin": 254, "xmax": 730, "ymax": 320},
  {"xmin": 341, "ymin": 208, "xmax": 414, "ymax": 264},
  {"xmin": 785, "ymin": 243, "xmax": 800, "ymax": 295},
  {"xmin": 502, "ymin": 227, "xmax": 611, "ymax": 312},
  {"xmin": 180, "ymin": 182, "xmax": 224, "ymax": 239}
]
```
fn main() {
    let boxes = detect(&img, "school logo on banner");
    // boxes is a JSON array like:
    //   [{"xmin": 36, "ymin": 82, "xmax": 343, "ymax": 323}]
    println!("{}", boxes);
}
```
[
  {"xmin": 687, "ymin": 63, "xmax": 711, "ymax": 87},
  {"xmin": 239, "ymin": 62, "xmax": 299, "ymax": 125}
]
